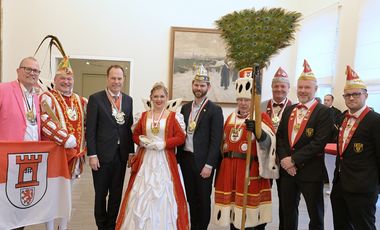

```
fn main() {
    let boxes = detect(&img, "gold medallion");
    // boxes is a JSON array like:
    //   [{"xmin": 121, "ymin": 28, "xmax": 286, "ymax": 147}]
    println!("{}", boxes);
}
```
[
  {"xmin": 151, "ymin": 125, "xmax": 160, "ymax": 135},
  {"xmin": 188, "ymin": 121, "xmax": 197, "ymax": 133},
  {"xmin": 231, "ymin": 128, "xmax": 240, "ymax": 138},
  {"xmin": 293, "ymin": 123, "xmax": 300, "ymax": 131},
  {"xmin": 26, "ymin": 110, "xmax": 36, "ymax": 124}
]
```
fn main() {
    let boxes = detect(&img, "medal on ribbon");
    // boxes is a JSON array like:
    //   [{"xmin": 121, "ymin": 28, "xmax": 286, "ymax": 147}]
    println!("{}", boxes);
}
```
[
  {"xmin": 188, "ymin": 98, "xmax": 209, "ymax": 134},
  {"xmin": 107, "ymin": 90, "xmax": 125, "ymax": 125}
]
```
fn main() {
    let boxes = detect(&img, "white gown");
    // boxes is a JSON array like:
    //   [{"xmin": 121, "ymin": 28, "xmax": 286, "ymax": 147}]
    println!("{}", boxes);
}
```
[{"xmin": 120, "ymin": 117, "xmax": 182, "ymax": 230}]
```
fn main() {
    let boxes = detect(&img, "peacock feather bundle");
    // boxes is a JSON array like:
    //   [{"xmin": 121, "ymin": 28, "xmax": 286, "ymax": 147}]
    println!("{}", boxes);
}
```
[{"xmin": 216, "ymin": 8, "xmax": 302, "ymax": 70}]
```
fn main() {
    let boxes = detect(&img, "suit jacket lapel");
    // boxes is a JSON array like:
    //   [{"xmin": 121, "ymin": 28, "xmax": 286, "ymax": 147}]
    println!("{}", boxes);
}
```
[
  {"xmin": 102, "ymin": 90, "xmax": 116, "ymax": 123},
  {"xmin": 11, "ymin": 81, "xmax": 26, "ymax": 123},
  {"xmin": 194, "ymin": 101, "xmax": 209, "ymax": 133}
]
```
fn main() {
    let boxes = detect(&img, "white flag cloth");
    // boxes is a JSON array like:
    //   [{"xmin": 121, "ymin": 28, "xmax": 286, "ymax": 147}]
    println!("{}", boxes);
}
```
[{"xmin": 0, "ymin": 141, "xmax": 74, "ymax": 229}]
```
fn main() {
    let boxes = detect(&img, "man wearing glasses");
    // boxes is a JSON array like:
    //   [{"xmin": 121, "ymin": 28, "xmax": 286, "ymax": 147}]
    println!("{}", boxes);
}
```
[
  {"xmin": 0, "ymin": 57, "xmax": 41, "ymax": 230},
  {"xmin": 330, "ymin": 65, "xmax": 380, "ymax": 229}
]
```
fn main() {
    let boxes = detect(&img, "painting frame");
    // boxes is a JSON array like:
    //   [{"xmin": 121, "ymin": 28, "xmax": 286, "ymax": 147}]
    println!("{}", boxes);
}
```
[{"xmin": 169, "ymin": 26, "xmax": 238, "ymax": 105}]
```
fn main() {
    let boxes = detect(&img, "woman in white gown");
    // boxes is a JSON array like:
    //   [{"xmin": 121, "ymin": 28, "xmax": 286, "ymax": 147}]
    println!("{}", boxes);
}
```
[{"xmin": 116, "ymin": 82, "xmax": 189, "ymax": 230}]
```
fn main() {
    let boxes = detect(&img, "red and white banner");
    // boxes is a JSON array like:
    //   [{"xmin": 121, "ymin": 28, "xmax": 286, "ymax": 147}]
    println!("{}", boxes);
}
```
[{"xmin": 0, "ymin": 141, "xmax": 75, "ymax": 229}]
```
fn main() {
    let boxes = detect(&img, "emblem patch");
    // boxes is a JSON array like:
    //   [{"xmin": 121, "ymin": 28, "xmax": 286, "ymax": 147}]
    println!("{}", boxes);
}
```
[
  {"xmin": 305, "ymin": 128, "xmax": 314, "ymax": 137},
  {"xmin": 353, "ymin": 143, "xmax": 363, "ymax": 153},
  {"xmin": 6, "ymin": 152, "xmax": 48, "ymax": 209}
]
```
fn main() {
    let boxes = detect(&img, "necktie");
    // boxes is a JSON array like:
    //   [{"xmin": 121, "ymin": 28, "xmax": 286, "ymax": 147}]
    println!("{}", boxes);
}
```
[
  {"xmin": 296, "ymin": 104, "xmax": 307, "ymax": 110},
  {"xmin": 273, "ymin": 103, "xmax": 284, "ymax": 108},
  {"xmin": 346, "ymin": 113, "xmax": 357, "ymax": 119},
  {"xmin": 113, "ymin": 96, "xmax": 118, "ymax": 102}
]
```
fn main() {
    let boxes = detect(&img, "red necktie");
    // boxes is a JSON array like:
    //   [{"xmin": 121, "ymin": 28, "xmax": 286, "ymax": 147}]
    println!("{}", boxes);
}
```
[
  {"xmin": 345, "ymin": 113, "xmax": 357, "ymax": 119},
  {"xmin": 296, "ymin": 104, "xmax": 307, "ymax": 110}
]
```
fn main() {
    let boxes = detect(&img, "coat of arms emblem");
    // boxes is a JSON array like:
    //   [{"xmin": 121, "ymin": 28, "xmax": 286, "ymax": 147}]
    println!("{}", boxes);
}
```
[{"xmin": 6, "ymin": 152, "xmax": 48, "ymax": 208}]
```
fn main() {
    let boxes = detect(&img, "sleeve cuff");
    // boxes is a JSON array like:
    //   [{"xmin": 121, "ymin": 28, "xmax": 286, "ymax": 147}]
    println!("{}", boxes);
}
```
[{"xmin": 205, "ymin": 164, "xmax": 213, "ymax": 169}]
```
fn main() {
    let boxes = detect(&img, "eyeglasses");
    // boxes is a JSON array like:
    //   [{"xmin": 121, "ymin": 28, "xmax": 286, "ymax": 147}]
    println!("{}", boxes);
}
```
[
  {"xmin": 342, "ymin": 92, "xmax": 363, "ymax": 99},
  {"xmin": 20, "ymin": 67, "xmax": 41, "ymax": 75}
]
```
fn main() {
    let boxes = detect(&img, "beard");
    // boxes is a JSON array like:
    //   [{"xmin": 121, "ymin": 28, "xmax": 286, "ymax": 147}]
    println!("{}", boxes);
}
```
[{"xmin": 192, "ymin": 89, "xmax": 208, "ymax": 99}]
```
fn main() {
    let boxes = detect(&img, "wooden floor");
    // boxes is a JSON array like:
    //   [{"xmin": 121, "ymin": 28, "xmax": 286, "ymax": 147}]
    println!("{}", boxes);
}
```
[{"xmin": 26, "ymin": 155, "xmax": 380, "ymax": 229}]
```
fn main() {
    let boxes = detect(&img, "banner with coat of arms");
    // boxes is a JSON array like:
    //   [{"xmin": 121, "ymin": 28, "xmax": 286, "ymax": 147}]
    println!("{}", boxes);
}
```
[{"xmin": 0, "ymin": 141, "xmax": 75, "ymax": 229}]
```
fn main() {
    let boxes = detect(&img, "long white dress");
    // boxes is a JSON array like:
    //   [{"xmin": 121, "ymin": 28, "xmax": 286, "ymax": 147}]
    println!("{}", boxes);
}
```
[{"xmin": 119, "ymin": 114, "xmax": 185, "ymax": 230}]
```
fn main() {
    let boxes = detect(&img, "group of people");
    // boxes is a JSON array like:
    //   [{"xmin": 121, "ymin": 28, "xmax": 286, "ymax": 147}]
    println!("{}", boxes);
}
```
[{"xmin": 0, "ymin": 56, "xmax": 379, "ymax": 230}]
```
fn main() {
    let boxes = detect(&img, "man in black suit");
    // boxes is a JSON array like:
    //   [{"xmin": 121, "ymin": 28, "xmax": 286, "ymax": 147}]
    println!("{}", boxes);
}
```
[
  {"xmin": 276, "ymin": 60, "xmax": 332, "ymax": 230},
  {"xmin": 86, "ymin": 65, "xmax": 134, "ymax": 230},
  {"xmin": 324, "ymin": 94, "xmax": 342, "ymax": 129},
  {"xmin": 330, "ymin": 65, "xmax": 380, "ymax": 229},
  {"xmin": 178, "ymin": 65, "xmax": 224, "ymax": 230}
]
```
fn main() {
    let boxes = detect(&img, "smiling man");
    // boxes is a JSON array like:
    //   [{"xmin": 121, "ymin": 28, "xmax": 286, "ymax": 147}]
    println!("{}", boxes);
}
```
[
  {"xmin": 330, "ymin": 66, "xmax": 380, "ymax": 229},
  {"xmin": 177, "ymin": 65, "xmax": 223, "ymax": 230},
  {"xmin": 260, "ymin": 67, "xmax": 292, "ymax": 230},
  {"xmin": 0, "ymin": 56, "xmax": 41, "ymax": 230},
  {"xmin": 39, "ymin": 56, "xmax": 87, "ymax": 230},
  {"xmin": 86, "ymin": 65, "xmax": 134, "ymax": 230},
  {"xmin": 276, "ymin": 60, "xmax": 332, "ymax": 230}
]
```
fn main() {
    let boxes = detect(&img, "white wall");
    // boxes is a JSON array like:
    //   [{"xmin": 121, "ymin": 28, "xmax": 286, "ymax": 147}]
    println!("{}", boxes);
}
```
[{"xmin": 1, "ymin": 0, "xmax": 355, "ymax": 114}]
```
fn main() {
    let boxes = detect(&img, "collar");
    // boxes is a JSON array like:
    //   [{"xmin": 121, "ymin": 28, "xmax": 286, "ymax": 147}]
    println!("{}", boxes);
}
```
[
  {"xmin": 348, "ymin": 105, "xmax": 368, "ymax": 118},
  {"xmin": 107, "ymin": 88, "xmax": 121, "ymax": 98},
  {"xmin": 298, "ymin": 99, "xmax": 316, "ymax": 109},
  {"xmin": 271, "ymin": 98, "xmax": 287, "ymax": 105},
  {"xmin": 18, "ymin": 80, "xmax": 35, "ymax": 95}
]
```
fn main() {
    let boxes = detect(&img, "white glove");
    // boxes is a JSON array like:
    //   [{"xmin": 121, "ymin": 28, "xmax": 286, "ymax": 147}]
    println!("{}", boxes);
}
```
[
  {"xmin": 154, "ymin": 141, "xmax": 165, "ymax": 151},
  {"xmin": 145, "ymin": 141, "xmax": 165, "ymax": 151},
  {"xmin": 139, "ymin": 135, "xmax": 152, "ymax": 148},
  {"xmin": 64, "ymin": 134, "xmax": 77, "ymax": 148}
]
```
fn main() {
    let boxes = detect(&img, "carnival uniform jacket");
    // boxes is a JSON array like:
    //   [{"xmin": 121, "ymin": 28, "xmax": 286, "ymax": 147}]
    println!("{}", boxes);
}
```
[
  {"xmin": 276, "ymin": 103, "xmax": 333, "ymax": 181},
  {"xmin": 86, "ymin": 90, "xmax": 134, "ymax": 163},
  {"xmin": 0, "ymin": 81, "xmax": 41, "ymax": 140},
  {"xmin": 333, "ymin": 110, "xmax": 380, "ymax": 193}
]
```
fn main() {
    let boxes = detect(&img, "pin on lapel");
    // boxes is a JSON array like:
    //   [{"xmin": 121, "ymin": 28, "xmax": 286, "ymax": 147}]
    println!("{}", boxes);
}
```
[{"xmin": 203, "ymin": 109, "xmax": 206, "ymax": 112}]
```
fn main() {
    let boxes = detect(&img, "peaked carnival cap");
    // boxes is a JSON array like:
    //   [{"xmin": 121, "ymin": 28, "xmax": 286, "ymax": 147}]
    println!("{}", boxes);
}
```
[
  {"xmin": 193, "ymin": 64, "xmax": 209, "ymax": 82},
  {"xmin": 344, "ymin": 65, "xmax": 366, "ymax": 90},
  {"xmin": 298, "ymin": 59, "xmax": 317, "ymax": 82},
  {"xmin": 272, "ymin": 67, "xmax": 289, "ymax": 84},
  {"xmin": 235, "ymin": 67, "xmax": 253, "ymax": 99},
  {"xmin": 56, "ymin": 56, "xmax": 73, "ymax": 76}
]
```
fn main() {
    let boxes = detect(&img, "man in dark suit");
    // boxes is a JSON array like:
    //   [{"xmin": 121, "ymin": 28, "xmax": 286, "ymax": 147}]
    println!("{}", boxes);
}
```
[
  {"xmin": 276, "ymin": 60, "xmax": 332, "ymax": 230},
  {"xmin": 178, "ymin": 65, "xmax": 224, "ymax": 230},
  {"xmin": 86, "ymin": 65, "xmax": 134, "ymax": 230},
  {"xmin": 324, "ymin": 94, "xmax": 342, "ymax": 129},
  {"xmin": 331, "ymin": 65, "xmax": 380, "ymax": 229}
]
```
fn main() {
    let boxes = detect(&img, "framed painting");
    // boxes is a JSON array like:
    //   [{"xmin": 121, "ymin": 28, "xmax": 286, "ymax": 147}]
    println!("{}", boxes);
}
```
[{"xmin": 169, "ymin": 27, "xmax": 238, "ymax": 104}]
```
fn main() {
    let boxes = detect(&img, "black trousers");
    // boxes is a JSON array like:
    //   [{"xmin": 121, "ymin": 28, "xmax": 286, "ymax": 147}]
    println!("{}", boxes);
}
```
[
  {"xmin": 92, "ymin": 149, "xmax": 127, "ymax": 230},
  {"xmin": 280, "ymin": 175, "xmax": 324, "ymax": 230},
  {"xmin": 180, "ymin": 151, "xmax": 214, "ymax": 230},
  {"xmin": 331, "ymin": 180, "xmax": 378, "ymax": 230}
]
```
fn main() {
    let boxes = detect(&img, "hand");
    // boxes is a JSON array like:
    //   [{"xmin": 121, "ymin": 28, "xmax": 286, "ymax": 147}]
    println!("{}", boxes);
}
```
[
  {"xmin": 200, "ymin": 166, "xmax": 212, "ymax": 179},
  {"xmin": 286, "ymin": 166, "xmax": 297, "ymax": 176},
  {"xmin": 280, "ymin": 156, "xmax": 295, "ymax": 170},
  {"xmin": 89, "ymin": 156, "xmax": 100, "ymax": 171},
  {"xmin": 245, "ymin": 119, "xmax": 267, "ymax": 142},
  {"xmin": 64, "ymin": 134, "xmax": 77, "ymax": 148},
  {"xmin": 145, "ymin": 141, "xmax": 165, "ymax": 151},
  {"xmin": 245, "ymin": 119, "xmax": 255, "ymax": 133}
]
